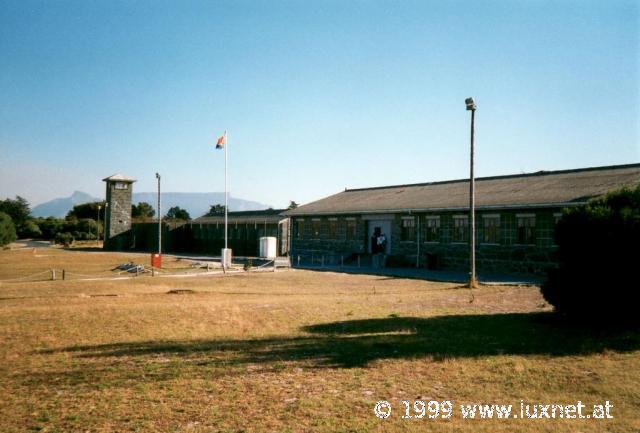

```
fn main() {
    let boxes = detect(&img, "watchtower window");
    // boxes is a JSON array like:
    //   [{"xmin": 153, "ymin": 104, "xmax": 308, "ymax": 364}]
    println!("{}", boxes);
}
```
[{"xmin": 114, "ymin": 182, "xmax": 128, "ymax": 190}]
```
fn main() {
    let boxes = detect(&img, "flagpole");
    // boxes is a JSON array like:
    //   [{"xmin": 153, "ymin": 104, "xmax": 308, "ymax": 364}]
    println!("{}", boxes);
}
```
[{"xmin": 224, "ymin": 131, "xmax": 228, "ymax": 253}]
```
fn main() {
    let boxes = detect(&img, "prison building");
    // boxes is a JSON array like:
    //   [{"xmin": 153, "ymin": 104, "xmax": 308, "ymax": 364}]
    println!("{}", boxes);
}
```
[
  {"xmin": 284, "ymin": 163, "xmax": 640, "ymax": 275},
  {"xmin": 173, "ymin": 209, "xmax": 289, "ymax": 257}
]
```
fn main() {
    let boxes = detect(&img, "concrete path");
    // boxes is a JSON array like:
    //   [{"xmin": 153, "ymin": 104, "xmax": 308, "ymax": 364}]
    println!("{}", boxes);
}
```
[{"xmin": 8, "ymin": 239, "xmax": 54, "ymax": 249}]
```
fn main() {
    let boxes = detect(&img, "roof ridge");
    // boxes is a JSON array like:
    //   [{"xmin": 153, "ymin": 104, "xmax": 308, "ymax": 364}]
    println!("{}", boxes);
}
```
[{"xmin": 344, "ymin": 163, "xmax": 640, "ymax": 192}]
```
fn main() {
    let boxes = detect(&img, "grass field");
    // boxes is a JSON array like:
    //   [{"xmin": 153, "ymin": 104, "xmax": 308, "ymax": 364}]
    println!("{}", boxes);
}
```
[{"xmin": 1, "ymin": 246, "xmax": 638, "ymax": 432}]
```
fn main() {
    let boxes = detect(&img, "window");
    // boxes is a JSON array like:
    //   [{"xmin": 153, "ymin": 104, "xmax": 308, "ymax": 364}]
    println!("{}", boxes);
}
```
[
  {"xmin": 312, "ymin": 219, "xmax": 321, "ymax": 239},
  {"xmin": 425, "ymin": 216, "xmax": 440, "ymax": 242},
  {"xmin": 553, "ymin": 213, "xmax": 562, "ymax": 225},
  {"xmin": 295, "ymin": 220, "xmax": 304, "ymax": 240},
  {"xmin": 328, "ymin": 219, "xmax": 337, "ymax": 239},
  {"xmin": 401, "ymin": 217, "xmax": 415, "ymax": 241},
  {"xmin": 114, "ymin": 182, "xmax": 128, "ymax": 190},
  {"xmin": 517, "ymin": 215, "xmax": 536, "ymax": 245},
  {"xmin": 345, "ymin": 219, "xmax": 356, "ymax": 240},
  {"xmin": 483, "ymin": 215, "xmax": 500, "ymax": 244},
  {"xmin": 453, "ymin": 216, "xmax": 468, "ymax": 243}
]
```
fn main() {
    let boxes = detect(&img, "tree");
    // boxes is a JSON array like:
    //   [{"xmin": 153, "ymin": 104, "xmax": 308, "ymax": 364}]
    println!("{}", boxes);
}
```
[
  {"xmin": 287, "ymin": 201, "xmax": 299, "ymax": 210},
  {"xmin": 35, "ymin": 217, "xmax": 65, "ymax": 240},
  {"xmin": 205, "ymin": 204, "xmax": 226, "ymax": 216},
  {"xmin": 132, "ymin": 202, "xmax": 155, "ymax": 220},
  {"xmin": 541, "ymin": 186, "xmax": 640, "ymax": 324},
  {"xmin": 0, "ymin": 212, "xmax": 17, "ymax": 246},
  {"xmin": 0, "ymin": 196, "xmax": 30, "ymax": 235},
  {"xmin": 66, "ymin": 201, "xmax": 105, "ymax": 220},
  {"xmin": 54, "ymin": 232, "xmax": 74, "ymax": 247},
  {"xmin": 166, "ymin": 206, "xmax": 191, "ymax": 221},
  {"xmin": 20, "ymin": 220, "xmax": 42, "ymax": 238}
]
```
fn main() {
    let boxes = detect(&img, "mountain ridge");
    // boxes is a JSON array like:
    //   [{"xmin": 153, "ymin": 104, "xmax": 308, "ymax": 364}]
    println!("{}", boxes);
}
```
[{"xmin": 31, "ymin": 191, "xmax": 270, "ymax": 218}]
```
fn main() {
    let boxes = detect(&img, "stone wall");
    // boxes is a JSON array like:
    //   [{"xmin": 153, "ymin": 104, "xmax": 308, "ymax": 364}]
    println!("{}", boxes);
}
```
[
  {"xmin": 290, "ymin": 208, "xmax": 562, "ymax": 275},
  {"xmin": 290, "ymin": 215, "xmax": 368, "ymax": 265},
  {"xmin": 104, "ymin": 181, "xmax": 133, "ymax": 250}
]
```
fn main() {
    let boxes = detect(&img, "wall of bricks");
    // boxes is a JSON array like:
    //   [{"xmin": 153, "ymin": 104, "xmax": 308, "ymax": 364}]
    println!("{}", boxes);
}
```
[{"xmin": 290, "ymin": 207, "xmax": 562, "ymax": 275}]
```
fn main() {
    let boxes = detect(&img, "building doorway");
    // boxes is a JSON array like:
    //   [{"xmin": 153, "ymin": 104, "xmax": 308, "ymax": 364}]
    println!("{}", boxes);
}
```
[{"xmin": 367, "ymin": 220, "xmax": 391, "ymax": 254}]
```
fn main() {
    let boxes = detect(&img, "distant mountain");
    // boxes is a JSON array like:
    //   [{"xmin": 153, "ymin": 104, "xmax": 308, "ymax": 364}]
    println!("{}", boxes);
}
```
[
  {"xmin": 32, "ymin": 191, "xmax": 100, "ymax": 217},
  {"xmin": 132, "ymin": 192, "xmax": 270, "ymax": 218},
  {"xmin": 31, "ymin": 191, "xmax": 270, "ymax": 218}
]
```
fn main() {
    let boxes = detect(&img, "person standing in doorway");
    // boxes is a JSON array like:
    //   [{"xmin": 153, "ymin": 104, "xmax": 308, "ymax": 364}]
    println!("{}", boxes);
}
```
[
  {"xmin": 371, "ymin": 227, "xmax": 381, "ymax": 267},
  {"xmin": 377, "ymin": 232, "xmax": 387, "ymax": 267}
]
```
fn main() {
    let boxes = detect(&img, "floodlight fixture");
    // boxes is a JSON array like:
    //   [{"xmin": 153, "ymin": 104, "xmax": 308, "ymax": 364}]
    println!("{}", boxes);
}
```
[{"xmin": 465, "ymin": 97, "xmax": 476, "ymax": 111}]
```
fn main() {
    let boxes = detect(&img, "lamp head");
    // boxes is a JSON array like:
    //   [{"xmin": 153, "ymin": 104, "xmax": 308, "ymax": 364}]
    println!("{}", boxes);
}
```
[
  {"xmin": 155, "ymin": 172, "xmax": 160, "ymax": 179},
  {"xmin": 465, "ymin": 97, "xmax": 476, "ymax": 111}
]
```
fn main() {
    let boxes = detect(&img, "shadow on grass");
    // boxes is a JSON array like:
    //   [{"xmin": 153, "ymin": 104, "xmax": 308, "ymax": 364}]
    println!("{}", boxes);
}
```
[
  {"xmin": 41, "ymin": 312, "xmax": 640, "ymax": 370},
  {"xmin": 24, "ymin": 312, "xmax": 640, "ymax": 390}
]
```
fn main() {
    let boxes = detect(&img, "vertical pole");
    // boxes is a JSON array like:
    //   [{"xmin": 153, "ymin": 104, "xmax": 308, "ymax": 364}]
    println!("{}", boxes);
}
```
[
  {"xmin": 157, "ymin": 173, "xmax": 162, "ymax": 256},
  {"xmin": 416, "ymin": 215, "xmax": 420, "ymax": 268},
  {"xmin": 469, "ymin": 108, "xmax": 477, "ymax": 287},
  {"xmin": 97, "ymin": 205, "xmax": 101, "ymax": 243},
  {"xmin": 224, "ymin": 131, "xmax": 228, "ymax": 251}
]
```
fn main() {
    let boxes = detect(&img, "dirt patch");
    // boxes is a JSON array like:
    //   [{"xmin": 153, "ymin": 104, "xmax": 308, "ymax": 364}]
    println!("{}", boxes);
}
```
[{"xmin": 167, "ymin": 289, "xmax": 196, "ymax": 294}]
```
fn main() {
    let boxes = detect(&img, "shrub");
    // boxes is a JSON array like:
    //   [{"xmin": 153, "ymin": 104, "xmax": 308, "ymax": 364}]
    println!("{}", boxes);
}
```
[
  {"xmin": 541, "ymin": 186, "xmax": 640, "ymax": 324},
  {"xmin": 20, "ymin": 219, "xmax": 42, "ymax": 238},
  {"xmin": 54, "ymin": 232, "xmax": 74, "ymax": 247},
  {"xmin": 36, "ymin": 217, "xmax": 65, "ymax": 240},
  {"xmin": 0, "ymin": 212, "xmax": 17, "ymax": 246},
  {"xmin": 243, "ymin": 259, "xmax": 253, "ymax": 271}
]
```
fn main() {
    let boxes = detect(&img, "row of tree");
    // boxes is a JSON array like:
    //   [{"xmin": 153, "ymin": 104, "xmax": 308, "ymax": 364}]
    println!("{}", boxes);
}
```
[{"xmin": 1, "ymin": 196, "xmax": 284, "ymax": 246}]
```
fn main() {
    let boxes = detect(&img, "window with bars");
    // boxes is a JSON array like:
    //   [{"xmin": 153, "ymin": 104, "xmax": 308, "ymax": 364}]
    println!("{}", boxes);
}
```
[
  {"xmin": 425, "ymin": 217, "xmax": 440, "ymax": 242},
  {"xmin": 312, "ymin": 220, "xmax": 321, "ymax": 239},
  {"xmin": 295, "ymin": 220, "xmax": 304, "ymax": 240},
  {"xmin": 401, "ymin": 217, "xmax": 415, "ymax": 241},
  {"xmin": 345, "ymin": 219, "xmax": 356, "ymax": 240},
  {"xmin": 453, "ymin": 217, "xmax": 468, "ymax": 243},
  {"xmin": 483, "ymin": 216, "xmax": 500, "ymax": 244},
  {"xmin": 517, "ymin": 215, "xmax": 536, "ymax": 245},
  {"xmin": 328, "ymin": 220, "xmax": 337, "ymax": 239}
]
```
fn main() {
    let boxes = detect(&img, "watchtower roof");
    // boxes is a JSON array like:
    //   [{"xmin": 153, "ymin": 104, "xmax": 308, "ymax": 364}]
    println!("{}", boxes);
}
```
[{"xmin": 102, "ymin": 173, "xmax": 137, "ymax": 183}]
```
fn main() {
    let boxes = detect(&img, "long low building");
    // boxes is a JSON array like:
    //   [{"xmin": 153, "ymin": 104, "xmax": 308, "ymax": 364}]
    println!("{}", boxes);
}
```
[
  {"xmin": 128, "ymin": 209, "xmax": 289, "ymax": 257},
  {"xmin": 283, "ymin": 163, "xmax": 640, "ymax": 275}
]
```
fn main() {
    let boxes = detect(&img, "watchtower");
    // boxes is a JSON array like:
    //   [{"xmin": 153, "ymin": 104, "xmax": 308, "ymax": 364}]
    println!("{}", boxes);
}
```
[{"xmin": 102, "ymin": 174, "xmax": 136, "ymax": 249}]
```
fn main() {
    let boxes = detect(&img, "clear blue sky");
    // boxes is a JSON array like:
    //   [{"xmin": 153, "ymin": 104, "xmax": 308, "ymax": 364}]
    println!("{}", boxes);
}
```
[{"xmin": 1, "ymin": 0, "xmax": 638, "ymax": 209}]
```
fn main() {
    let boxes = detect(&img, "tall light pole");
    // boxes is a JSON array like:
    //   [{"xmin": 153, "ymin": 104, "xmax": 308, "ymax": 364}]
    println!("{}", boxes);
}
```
[
  {"xmin": 97, "ymin": 205, "xmax": 101, "ymax": 243},
  {"xmin": 156, "ymin": 172, "xmax": 162, "ymax": 256},
  {"xmin": 465, "ymin": 97, "xmax": 478, "ymax": 288}
]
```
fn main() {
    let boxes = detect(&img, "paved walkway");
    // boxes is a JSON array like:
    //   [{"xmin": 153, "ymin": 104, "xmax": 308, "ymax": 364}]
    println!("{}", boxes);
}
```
[{"xmin": 296, "ymin": 264, "xmax": 543, "ymax": 285}]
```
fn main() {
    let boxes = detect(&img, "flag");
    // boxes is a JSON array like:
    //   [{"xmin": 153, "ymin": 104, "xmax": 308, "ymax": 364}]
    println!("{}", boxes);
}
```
[{"xmin": 215, "ymin": 131, "xmax": 226, "ymax": 149}]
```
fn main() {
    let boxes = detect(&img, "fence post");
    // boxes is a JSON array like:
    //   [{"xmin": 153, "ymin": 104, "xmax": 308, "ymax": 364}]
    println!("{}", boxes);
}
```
[
  {"xmin": 51, "ymin": 269, "xmax": 55, "ymax": 280},
  {"xmin": 321, "ymin": 255, "xmax": 324, "ymax": 267},
  {"xmin": 357, "ymin": 255, "xmax": 360, "ymax": 268},
  {"xmin": 297, "ymin": 255, "xmax": 300, "ymax": 267},
  {"xmin": 341, "ymin": 255, "xmax": 344, "ymax": 268},
  {"xmin": 62, "ymin": 270, "xmax": 65, "ymax": 280}
]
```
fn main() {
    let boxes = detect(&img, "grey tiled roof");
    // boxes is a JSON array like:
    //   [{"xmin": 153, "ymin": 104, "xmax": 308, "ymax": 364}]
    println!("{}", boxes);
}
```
[
  {"xmin": 193, "ymin": 209, "xmax": 286, "ymax": 224},
  {"xmin": 284, "ymin": 164, "xmax": 640, "ymax": 216}
]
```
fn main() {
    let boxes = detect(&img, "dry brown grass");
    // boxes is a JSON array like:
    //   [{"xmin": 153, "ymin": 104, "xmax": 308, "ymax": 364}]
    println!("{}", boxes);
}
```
[{"xmin": 0, "ymin": 247, "xmax": 638, "ymax": 432}]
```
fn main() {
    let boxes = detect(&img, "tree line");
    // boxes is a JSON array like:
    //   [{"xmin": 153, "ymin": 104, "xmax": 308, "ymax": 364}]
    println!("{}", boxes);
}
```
[
  {"xmin": 0, "ymin": 197, "xmax": 299, "ymax": 247},
  {"xmin": 0, "ymin": 197, "xmax": 194, "ymax": 247}
]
